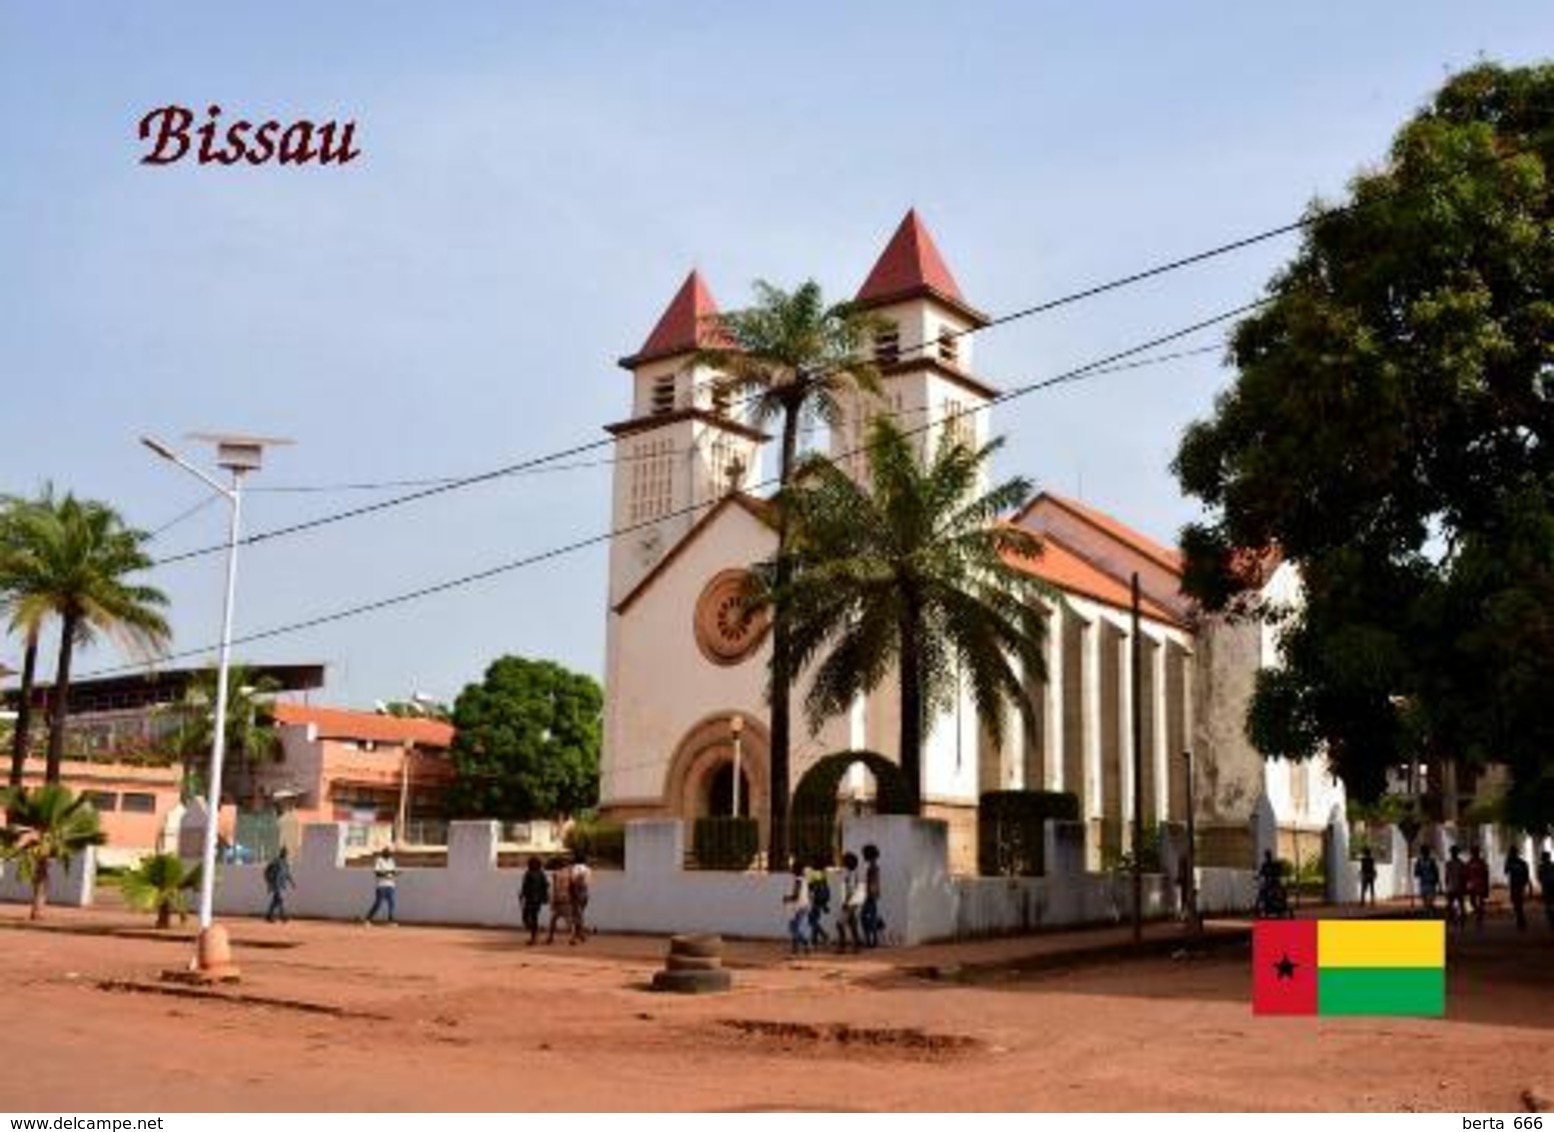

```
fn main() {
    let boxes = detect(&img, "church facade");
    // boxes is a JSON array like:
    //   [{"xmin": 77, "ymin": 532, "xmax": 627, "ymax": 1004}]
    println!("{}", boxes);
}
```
[{"xmin": 598, "ymin": 211, "xmax": 1343, "ymax": 872}]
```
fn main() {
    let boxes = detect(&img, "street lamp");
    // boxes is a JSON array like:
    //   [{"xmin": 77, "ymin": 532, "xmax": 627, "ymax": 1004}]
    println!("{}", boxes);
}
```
[
  {"xmin": 729, "ymin": 714, "xmax": 744, "ymax": 818},
  {"xmin": 142, "ymin": 432, "xmax": 290, "ymax": 979}
]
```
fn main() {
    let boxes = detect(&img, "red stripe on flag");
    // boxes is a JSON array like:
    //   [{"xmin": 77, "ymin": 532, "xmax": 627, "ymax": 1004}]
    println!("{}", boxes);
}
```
[{"xmin": 1253, "ymin": 920, "xmax": 1318, "ymax": 1015}]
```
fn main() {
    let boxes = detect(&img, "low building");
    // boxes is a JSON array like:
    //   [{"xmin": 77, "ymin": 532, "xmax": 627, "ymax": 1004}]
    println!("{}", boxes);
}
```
[{"xmin": 258, "ymin": 703, "xmax": 457, "ymax": 850}]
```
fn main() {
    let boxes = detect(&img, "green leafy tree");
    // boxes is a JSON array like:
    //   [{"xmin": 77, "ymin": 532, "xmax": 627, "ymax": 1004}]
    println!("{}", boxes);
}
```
[
  {"xmin": 0, "ymin": 494, "xmax": 170, "ymax": 783},
  {"xmin": 118, "ymin": 852, "xmax": 202, "ymax": 929},
  {"xmin": 0, "ymin": 784, "xmax": 105, "ymax": 920},
  {"xmin": 447, "ymin": 656, "xmax": 602, "ymax": 820},
  {"xmin": 1173, "ymin": 62, "xmax": 1554, "ymax": 830},
  {"xmin": 770, "ymin": 419, "xmax": 1055, "ymax": 813},
  {"xmin": 695, "ymin": 280, "xmax": 884, "ymax": 867}
]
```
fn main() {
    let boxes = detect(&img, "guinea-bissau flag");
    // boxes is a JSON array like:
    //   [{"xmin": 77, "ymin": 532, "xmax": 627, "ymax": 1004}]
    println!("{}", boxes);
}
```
[{"xmin": 1252, "ymin": 920, "xmax": 1445, "ymax": 1016}]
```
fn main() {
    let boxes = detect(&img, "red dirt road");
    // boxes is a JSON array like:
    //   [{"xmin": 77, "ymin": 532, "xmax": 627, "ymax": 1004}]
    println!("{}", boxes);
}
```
[{"xmin": 0, "ymin": 905, "xmax": 1548, "ymax": 1112}]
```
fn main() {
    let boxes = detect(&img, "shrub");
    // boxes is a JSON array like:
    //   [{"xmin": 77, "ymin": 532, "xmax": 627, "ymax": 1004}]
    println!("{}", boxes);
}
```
[
  {"xmin": 978, "ymin": 790, "xmax": 1080, "ymax": 876},
  {"xmin": 563, "ymin": 819, "xmax": 624, "ymax": 867},
  {"xmin": 692, "ymin": 816, "xmax": 759, "ymax": 871}
]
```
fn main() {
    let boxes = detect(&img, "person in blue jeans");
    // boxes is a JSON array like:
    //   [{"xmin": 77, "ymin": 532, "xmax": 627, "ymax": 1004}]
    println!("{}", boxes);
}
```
[
  {"xmin": 782, "ymin": 860, "xmax": 811, "ymax": 955},
  {"xmin": 363, "ymin": 847, "xmax": 399, "ymax": 925}
]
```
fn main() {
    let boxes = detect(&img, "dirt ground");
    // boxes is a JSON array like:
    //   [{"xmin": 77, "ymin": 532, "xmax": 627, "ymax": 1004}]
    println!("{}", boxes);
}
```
[{"xmin": 0, "ymin": 902, "xmax": 1549, "ymax": 1112}]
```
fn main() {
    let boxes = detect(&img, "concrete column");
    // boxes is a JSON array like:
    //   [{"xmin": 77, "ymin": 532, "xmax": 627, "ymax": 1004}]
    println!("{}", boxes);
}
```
[
  {"xmin": 1083, "ymin": 614, "xmax": 1103, "ymax": 822},
  {"xmin": 1044, "ymin": 601, "xmax": 1065, "ymax": 791},
  {"xmin": 1120, "ymin": 622, "xmax": 1135, "ymax": 827},
  {"xmin": 1153, "ymin": 633, "xmax": 1169, "ymax": 823}
]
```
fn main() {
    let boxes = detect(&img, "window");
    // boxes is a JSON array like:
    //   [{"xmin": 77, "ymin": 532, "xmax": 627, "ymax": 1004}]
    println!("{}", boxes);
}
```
[
  {"xmin": 874, "ymin": 324, "xmax": 900, "ymax": 366},
  {"xmin": 628, "ymin": 437, "xmax": 675, "ymax": 523},
  {"xmin": 83, "ymin": 791, "xmax": 118, "ymax": 812},
  {"xmin": 710, "ymin": 384, "xmax": 731, "ymax": 417},
  {"xmin": 938, "ymin": 328, "xmax": 959, "ymax": 366},
  {"xmin": 943, "ymin": 398, "xmax": 972, "ymax": 446},
  {"xmin": 651, "ymin": 374, "xmax": 676, "ymax": 415},
  {"xmin": 121, "ymin": 793, "xmax": 157, "ymax": 814}
]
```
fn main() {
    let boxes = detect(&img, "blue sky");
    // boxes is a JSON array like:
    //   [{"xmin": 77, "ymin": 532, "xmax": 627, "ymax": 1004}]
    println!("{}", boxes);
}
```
[{"xmin": 1, "ymin": 3, "xmax": 1548, "ymax": 707}]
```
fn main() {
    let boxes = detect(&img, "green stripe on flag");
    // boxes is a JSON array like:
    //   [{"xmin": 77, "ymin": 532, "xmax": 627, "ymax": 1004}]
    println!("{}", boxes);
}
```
[{"xmin": 1317, "ymin": 967, "xmax": 1444, "ymax": 1016}]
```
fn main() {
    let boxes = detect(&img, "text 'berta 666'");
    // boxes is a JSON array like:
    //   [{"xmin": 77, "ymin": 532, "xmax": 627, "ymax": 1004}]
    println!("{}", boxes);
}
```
[{"xmin": 138, "ymin": 104, "xmax": 361, "ymax": 167}]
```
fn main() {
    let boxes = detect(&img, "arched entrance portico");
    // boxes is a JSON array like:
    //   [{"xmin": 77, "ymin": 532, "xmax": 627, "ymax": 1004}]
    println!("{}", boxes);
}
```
[{"xmin": 663, "ymin": 713, "xmax": 771, "ymax": 846}]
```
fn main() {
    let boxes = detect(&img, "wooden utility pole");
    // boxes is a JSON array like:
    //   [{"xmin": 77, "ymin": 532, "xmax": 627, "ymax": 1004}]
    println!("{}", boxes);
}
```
[{"xmin": 1131, "ymin": 572, "xmax": 1143, "ymax": 944}]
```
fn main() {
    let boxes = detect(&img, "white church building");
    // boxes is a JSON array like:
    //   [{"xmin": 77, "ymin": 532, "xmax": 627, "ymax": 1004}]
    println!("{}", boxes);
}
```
[{"xmin": 598, "ymin": 210, "xmax": 1343, "ymax": 874}]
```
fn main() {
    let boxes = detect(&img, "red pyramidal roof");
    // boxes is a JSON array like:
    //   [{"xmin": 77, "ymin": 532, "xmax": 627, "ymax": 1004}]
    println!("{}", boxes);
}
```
[
  {"xmin": 620, "ymin": 269, "xmax": 725, "ymax": 368},
  {"xmin": 855, "ymin": 209, "xmax": 987, "ymax": 325}
]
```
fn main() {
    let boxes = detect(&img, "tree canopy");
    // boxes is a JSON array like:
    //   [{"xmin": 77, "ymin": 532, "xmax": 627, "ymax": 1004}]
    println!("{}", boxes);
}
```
[
  {"xmin": 1173, "ymin": 62, "xmax": 1554, "ymax": 830},
  {"xmin": 445, "ymin": 655, "xmax": 602, "ymax": 821}
]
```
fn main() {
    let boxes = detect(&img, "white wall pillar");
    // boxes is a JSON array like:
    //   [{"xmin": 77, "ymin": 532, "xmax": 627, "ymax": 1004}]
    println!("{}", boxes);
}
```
[
  {"xmin": 1120, "ymin": 623, "xmax": 1135, "ymax": 824},
  {"xmin": 1083, "ymin": 614, "xmax": 1104, "ymax": 822},
  {"xmin": 1044, "ymin": 602, "xmax": 1065, "ymax": 791},
  {"xmin": 1152, "ymin": 632, "xmax": 1170, "ymax": 823}
]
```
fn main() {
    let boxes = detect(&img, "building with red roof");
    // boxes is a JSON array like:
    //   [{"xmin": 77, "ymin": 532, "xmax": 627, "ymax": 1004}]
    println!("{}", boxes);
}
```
[{"xmin": 597, "ymin": 212, "xmax": 1341, "ymax": 873}]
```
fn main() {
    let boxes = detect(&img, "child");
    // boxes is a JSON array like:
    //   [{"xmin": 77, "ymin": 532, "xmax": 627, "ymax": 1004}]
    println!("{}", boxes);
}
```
[
  {"xmin": 519, "ymin": 856, "xmax": 549, "ymax": 945},
  {"xmin": 783, "ymin": 860, "xmax": 811, "ymax": 956},
  {"xmin": 861, "ymin": 843, "xmax": 884, "ymax": 948},
  {"xmin": 806, "ymin": 862, "xmax": 832, "ymax": 947},
  {"xmin": 836, "ymin": 851, "xmax": 863, "ymax": 954}
]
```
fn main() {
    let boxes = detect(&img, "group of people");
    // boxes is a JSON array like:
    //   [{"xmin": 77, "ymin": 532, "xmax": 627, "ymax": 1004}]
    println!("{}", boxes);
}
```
[
  {"xmin": 517, "ymin": 853, "xmax": 593, "ymax": 945},
  {"xmin": 261, "ymin": 845, "xmax": 596, "ymax": 943},
  {"xmin": 1402, "ymin": 843, "xmax": 1554, "ymax": 931},
  {"xmin": 782, "ymin": 844, "xmax": 884, "ymax": 956}
]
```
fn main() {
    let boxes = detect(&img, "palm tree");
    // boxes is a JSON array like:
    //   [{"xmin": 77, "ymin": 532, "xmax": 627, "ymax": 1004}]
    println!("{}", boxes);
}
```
[
  {"xmin": 6, "ymin": 495, "xmax": 171, "ymax": 783},
  {"xmin": 0, "ymin": 784, "xmax": 106, "ymax": 920},
  {"xmin": 1, "ymin": 488, "xmax": 60, "ymax": 788},
  {"xmin": 119, "ymin": 851, "xmax": 202, "ymax": 929},
  {"xmin": 773, "ymin": 419, "xmax": 1058, "ymax": 814},
  {"xmin": 163, "ymin": 664, "xmax": 281, "ymax": 806},
  {"xmin": 695, "ymin": 280, "xmax": 884, "ymax": 867}
]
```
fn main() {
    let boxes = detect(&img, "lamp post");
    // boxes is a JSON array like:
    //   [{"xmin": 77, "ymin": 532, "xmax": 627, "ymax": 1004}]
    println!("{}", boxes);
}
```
[
  {"xmin": 142, "ymin": 433, "xmax": 289, "ymax": 979},
  {"xmin": 729, "ymin": 714, "xmax": 744, "ymax": 818}
]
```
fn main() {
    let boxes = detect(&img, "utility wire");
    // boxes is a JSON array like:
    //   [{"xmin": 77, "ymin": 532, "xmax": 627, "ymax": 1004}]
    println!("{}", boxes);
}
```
[
  {"xmin": 139, "ymin": 136, "xmax": 1545, "ymax": 568},
  {"xmin": 83, "ymin": 299, "xmax": 1263, "ymax": 680}
]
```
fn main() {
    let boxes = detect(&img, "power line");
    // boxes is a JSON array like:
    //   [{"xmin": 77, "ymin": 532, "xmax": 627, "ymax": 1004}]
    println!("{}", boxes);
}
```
[
  {"xmin": 83, "ymin": 299, "xmax": 1262, "ymax": 680},
  {"xmin": 138, "ymin": 135, "xmax": 1545, "ymax": 569}
]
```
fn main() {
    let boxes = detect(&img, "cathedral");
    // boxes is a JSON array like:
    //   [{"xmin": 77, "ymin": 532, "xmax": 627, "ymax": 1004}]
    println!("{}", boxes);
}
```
[{"xmin": 597, "ymin": 210, "xmax": 1343, "ymax": 872}]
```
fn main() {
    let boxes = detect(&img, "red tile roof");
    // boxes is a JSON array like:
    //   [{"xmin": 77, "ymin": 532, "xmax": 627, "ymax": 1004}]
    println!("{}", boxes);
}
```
[
  {"xmin": 1003, "ymin": 529, "xmax": 1184, "ymax": 626},
  {"xmin": 855, "ymin": 210, "xmax": 987, "ymax": 326},
  {"xmin": 857, "ymin": 209, "xmax": 965, "ymax": 302},
  {"xmin": 620, "ymin": 269, "xmax": 725, "ymax": 368},
  {"xmin": 272, "ymin": 703, "xmax": 454, "ymax": 749},
  {"xmin": 1032, "ymin": 492, "xmax": 1185, "ymax": 576}
]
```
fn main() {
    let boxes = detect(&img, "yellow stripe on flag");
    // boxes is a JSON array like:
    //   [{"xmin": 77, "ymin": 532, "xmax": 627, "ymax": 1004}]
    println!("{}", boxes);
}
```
[{"xmin": 1318, "ymin": 920, "xmax": 1444, "ymax": 969}]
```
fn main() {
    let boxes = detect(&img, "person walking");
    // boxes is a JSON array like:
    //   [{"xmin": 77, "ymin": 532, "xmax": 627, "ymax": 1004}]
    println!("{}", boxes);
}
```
[
  {"xmin": 1538, "ymin": 851, "xmax": 1554, "ymax": 931},
  {"xmin": 363, "ymin": 847, "xmax": 399, "ymax": 926},
  {"xmin": 783, "ymin": 860, "xmax": 811, "ymax": 956},
  {"xmin": 1414, "ymin": 845, "xmax": 1441, "ymax": 913},
  {"xmin": 806, "ymin": 861, "xmax": 832, "ymax": 947},
  {"xmin": 835, "ymin": 851, "xmax": 864, "ymax": 954},
  {"xmin": 861, "ymin": 844, "xmax": 885, "ymax": 948},
  {"xmin": 1358, "ymin": 847, "xmax": 1377, "ymax": 907},
  {"xmin": 264, "ymin": 846, "xmax": 295, "ymax": 923},
  {"xmin": 545, "ymin": 856, "xmax": 573, "ymax": 944},
  {"xmin": 1505, "ymin": 846, "xmax": 1531, "ymax": 931},
  {"xmin": 519, "ymin": 855, "xmax": 549, "ymax": 945},
  {"xmin": 1444, "ymin": 846, "xmax": 1468, "ymax": 929},
  {"xmin": 1465, "ymin": 846, "xmax": 1490, "ymax": 931},
  {"xmin": 568, "ymin": 853, "xmax": 592, "ymax": 944}
]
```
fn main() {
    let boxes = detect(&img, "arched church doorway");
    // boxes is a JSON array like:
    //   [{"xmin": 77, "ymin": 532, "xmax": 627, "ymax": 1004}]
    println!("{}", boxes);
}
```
[{"xmin": 663, "ymin": 713, "xmax": 771, "ymax": 845}]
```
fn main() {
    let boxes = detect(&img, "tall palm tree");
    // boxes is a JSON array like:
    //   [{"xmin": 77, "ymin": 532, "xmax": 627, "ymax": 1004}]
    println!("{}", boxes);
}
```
[
  {"xmin": 773, "ymin": 419, "xmax": 1058, "ymax": 814},
  {"xmin": 6, "ymin": 495, "xmax": 171, "ymax": 783},
  {"xmin": 1, "ymin": 487, "xmax": 61, "ymax": 788},
  {"xmin": 0, "ymin": 784, "xmax": 106, "ymax": 920},
  {"xmin": 695, "ymin": 280, "xmax": 884, "ymax": 868},
  {"xmin": 162, "ymin": 663, "xmax": 281, "ymax": 806}
]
